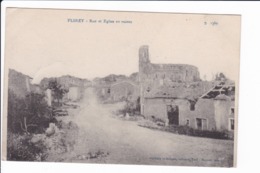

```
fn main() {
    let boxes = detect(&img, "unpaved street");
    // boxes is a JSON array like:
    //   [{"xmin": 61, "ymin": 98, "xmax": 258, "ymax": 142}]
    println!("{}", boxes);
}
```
[{"xmin": 52, "ymin": 88, "xmax": 234, "ymax": 167}]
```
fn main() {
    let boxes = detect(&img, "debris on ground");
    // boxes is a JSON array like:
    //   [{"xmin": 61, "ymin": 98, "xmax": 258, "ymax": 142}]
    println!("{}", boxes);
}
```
[
  {"xmin": 53, "ymin": 108, "xmax": 69, "ymax": 116},
  {"xmin": 45, "ymin": 123, "xmax": 59, "ymax": 136},
  {"xmin": 31, "ymin": 121, "xmax": 80, "ymax": 158},
  {"xmin": 137, "ymin": 119, "xmax": 161, "ymax": 129},
  {"xmin": 75, "ymin": 150, "xmax": 110, "ymax": 160}
]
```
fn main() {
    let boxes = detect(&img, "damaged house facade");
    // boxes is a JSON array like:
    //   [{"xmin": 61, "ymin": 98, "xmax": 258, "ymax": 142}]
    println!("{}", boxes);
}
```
[
  {"xmin": 200, "ymin": 84, "xmax": 235, "ymax": 132},
  {"xmin": 8, "ymin": 69, "xmax": 43, "ymax": 98},
  {"xmin": 110, "ymin": 81, "xmax": 139, "ymax": 102},
  {"xmin": 138, "ymin": 45, "xmax": 235, "ymax": 134},
  {"xmin": 93, "ymin": 73, "xmax": 139, "ymax": 103},
  {"xmin": 95, "ymin": 81, "xmax": 139, "ymax": 102},
  {"xmin": 40, "ymin": 75, "xmax": 90, "ymax": 103}
]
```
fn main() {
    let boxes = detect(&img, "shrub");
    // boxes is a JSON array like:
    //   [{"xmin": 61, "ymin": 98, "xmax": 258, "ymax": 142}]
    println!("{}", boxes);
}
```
[
  {"xmin": 165, "ymin": 125, "xmax": 230, "ymax": 140},
  {"xmin": 140, "ymin": 119, "xmax": 231, "ymax": 140},
  {"xmin": 8, "ymin": 89, "xmax": 54, "ymax": 134},
  {"xmin": 7, "ymin": 133, "xmax": 47, "ymax": 161}
]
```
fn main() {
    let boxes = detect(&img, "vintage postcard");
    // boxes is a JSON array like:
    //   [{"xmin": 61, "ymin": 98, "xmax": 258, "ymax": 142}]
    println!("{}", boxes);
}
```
[{"xmin": 2, "ymin": 8, "xmax": 240, "ymax": 167}]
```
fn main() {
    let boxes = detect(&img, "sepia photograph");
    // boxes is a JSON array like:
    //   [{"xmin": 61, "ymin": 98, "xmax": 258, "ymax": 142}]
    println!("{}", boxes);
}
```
[{"xmin": 2, "ymin": 8, "xmax": 240, "ymax": 167}]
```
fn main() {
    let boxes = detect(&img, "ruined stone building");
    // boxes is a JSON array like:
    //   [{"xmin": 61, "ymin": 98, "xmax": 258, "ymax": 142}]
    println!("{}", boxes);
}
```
[
  {"xmin": 93, "ymin": 73, "xmax": 140, "ymax": 103},
  {"xmin": 138, "ymin": 45, "xmax": 235, "ymax": 134},
  {"xmin": 40, "ymin": 75, "xmax": 90, "ymax": 102},
  {"xmin": 199, "ymin": 84, "xmax": 235, "ymax": 133},
  {"xmin": 139, "ymin": 45, "xmax": 202, "ymax": 115},
  {"xmin": 110, "ymin": 81, "xmax": 139, "ymax": 102},
  {"xmin": 95, "ymin": 81, "xmax": 139, "ymax": 103},
  {"xmin": 8, "ymin": 69, "xmax": 42, "ymax": 98},
  {"xmin": 139, "ymin": 45, "xmax": 200, "ymax": 89}
]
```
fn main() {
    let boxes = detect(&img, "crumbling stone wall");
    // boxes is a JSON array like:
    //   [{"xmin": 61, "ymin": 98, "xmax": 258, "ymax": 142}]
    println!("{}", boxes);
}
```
[
  {"xmin": 139, "ymin": 45, "xmax": 200, "ymax": 85},
  {"xmin": 110, "ymin": 81, "xmax": 139, "ymax": 102}
]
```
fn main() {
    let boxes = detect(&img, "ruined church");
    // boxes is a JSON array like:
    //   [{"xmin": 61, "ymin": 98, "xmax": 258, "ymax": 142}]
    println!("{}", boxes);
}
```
[{"xmin": 138, "ymin": 45, "xmax": 235, "ymax": 135}]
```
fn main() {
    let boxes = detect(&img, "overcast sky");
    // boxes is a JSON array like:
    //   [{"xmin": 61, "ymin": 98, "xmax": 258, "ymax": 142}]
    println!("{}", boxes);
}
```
[{"xmin": 5, "ymin": 8, "xmax": 241, "ymax": 84}]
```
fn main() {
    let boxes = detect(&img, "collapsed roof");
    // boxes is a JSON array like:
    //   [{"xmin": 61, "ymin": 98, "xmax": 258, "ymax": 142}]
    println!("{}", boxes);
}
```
[
  {"xmin": 200, "ymin": 84, "xmax": 235, "ymax": 100},
  {"xmin": 144, "ymin": 85, "xmax": 206, "ymax": 100},
  {"xmin": 144, "ymin": 81, "xmax": 235, "ymax": 101}
]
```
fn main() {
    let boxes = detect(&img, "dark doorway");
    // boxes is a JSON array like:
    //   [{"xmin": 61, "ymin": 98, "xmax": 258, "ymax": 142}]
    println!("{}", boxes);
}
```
[
  {"xmin": 196, "ymin": 118, "xmax": 202, "ymax": 130},
  {"xmin": 167, "ymin": 105, "xmax": 179, "ymax": 125}
]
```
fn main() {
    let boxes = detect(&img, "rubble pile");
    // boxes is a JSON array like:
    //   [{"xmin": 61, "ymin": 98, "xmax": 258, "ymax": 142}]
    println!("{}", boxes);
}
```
[{"xmin": 31, "ymin": 121, "xmax": 79, "ymax": 156}]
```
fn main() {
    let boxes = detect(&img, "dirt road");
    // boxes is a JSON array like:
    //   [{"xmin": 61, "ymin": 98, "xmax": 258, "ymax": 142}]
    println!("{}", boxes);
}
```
[{"xmin": 55, "ymin": 88, "xmax": 234, "ymax": 167}]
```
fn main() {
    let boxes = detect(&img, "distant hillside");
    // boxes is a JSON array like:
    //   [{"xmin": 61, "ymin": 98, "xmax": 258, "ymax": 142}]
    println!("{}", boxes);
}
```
[
  {"xmin": 129, "ymin": 72, "xmax": 139, "ymax": 83},
  {"xmin": 93, "ymin": 72, "xmax": 139, "ymax": 86}
]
